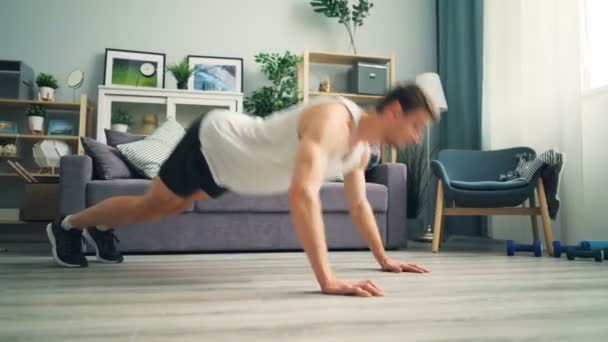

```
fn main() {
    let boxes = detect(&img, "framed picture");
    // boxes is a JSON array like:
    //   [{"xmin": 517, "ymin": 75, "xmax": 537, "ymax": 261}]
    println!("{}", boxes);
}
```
[
  {"xmin": 187, "ymin": 55, "xmax": 243, "ymax": 92},
  {"xmin": 104, "ymin": 48, "xmax": 165, "ymax": 88},
  {"xmin": 47, "ymin": 119, "xmax": 75, "ymax": 136},
  {"xmin": 0, "ymin": 121, "xmax": 18, "ymax": 134}
]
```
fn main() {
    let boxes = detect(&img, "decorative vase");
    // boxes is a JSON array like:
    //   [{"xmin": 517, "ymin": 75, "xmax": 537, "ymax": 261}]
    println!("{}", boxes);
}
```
[
  {"xmin": 142, "ymin": 114, "xmax": 159, "ymax": 134},
  {"xmin": 38, "ymin": 87, "xmax": 55, "ymax": 101},
  {"xmin": 111, "ymin": 124, "xmax": 128, "ymax": 132},
  {"xmin": 319, "ymin": 79, "xmax": 331, "ymax": 93},
  {"xmin": 177, "ymin": 81, "xmax": 188, "ymax": 90},
  {"xmin": 28, "ymin": 116, "xmax": 44, "ymax": 133}
]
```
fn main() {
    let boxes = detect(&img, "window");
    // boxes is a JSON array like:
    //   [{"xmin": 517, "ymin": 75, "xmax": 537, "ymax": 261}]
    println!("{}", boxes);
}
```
[{"xmin": 584, "ymin": 0, "xmax": 608, "ymax": 89}]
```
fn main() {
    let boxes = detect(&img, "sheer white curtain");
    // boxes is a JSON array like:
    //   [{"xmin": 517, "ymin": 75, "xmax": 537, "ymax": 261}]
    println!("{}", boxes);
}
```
[{"xmin": 482, "ymin": 0, "xmax": 585, "ymax": 243}]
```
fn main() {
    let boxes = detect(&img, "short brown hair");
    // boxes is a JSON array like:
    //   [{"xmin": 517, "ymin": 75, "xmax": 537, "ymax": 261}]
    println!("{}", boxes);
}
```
[{"xmin": 376, "ymin": 83, "xmax": 436, "ymax": 120}]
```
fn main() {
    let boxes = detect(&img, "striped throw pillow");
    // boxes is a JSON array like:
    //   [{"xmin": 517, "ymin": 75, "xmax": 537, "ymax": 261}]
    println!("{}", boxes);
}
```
[{"xmin": 117, "ymin": 119, "xmax": 185, "ymax": 179}]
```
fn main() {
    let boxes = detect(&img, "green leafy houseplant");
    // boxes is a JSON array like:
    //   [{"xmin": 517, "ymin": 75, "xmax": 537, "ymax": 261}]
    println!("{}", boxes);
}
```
[
  {"xmin": 244, "ymin": 51, "xmax": 303, "ymax": 117},
  {"xmin": 396, "ymin": 143, "xmax": 430, "ymax": 219},
  {"xmin": 26, "ymin": 105, "xmax": 47, "ymax": 132},
  {"xmin": 111, "ymin": 109, "xmax": 134, "ymax": 126},
  {"xmin": 25, "ymin": 105, "xmax": 47, "ymax": 117},
  {"xmin": 310, "ymin": 0, "xmax": 374, "ymax": 54},
  {"xmin": 35, "ymin": 73, "xmax": 59, "ymax": 89},
  {"xmin": 166, "ymin": 59, "xmax": 195, "ymax": 90}
]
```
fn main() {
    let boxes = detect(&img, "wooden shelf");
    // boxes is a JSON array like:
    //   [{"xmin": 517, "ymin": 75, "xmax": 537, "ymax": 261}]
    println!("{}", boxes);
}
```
[
  {"xmin": 300, "ymin": 50, "xmax": 397, "ymax": 163},
  {"xmin": 309, "ymin": 91, "xmax": 383, "ymax": 103},
  {"xmin": 0, "ymin": 134, "xmax": 79, "ymax": 141},
  {"xmin": 0, "ymin": 220, "xmax": 26, "ymax": 224},
  {"xmin": 0, "ymin": 172, "xmax": 59, "ymax": 178},
  {"xmin": 0, "ymin": 99, "xmax": 82, "ymax": 111},
  {"xmin": 308, "ymin": 51, "xmax": 392, "ymax": 65}
]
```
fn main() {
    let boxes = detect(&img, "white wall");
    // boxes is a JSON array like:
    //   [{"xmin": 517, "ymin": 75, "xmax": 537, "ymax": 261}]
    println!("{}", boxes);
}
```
[
  {"xmin": 0, "ymin": 0, "xmax": 436, "ymax": 102},
  {"xmin": 580, "ymin": 87, "xmax": 608, "ymax": 242},
  {"xmin": 0, "ymin": 0, "xmax": 437, "ymax": 222}
]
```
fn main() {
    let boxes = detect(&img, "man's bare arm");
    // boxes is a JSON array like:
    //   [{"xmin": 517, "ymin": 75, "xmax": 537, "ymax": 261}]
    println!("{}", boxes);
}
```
[
  {"xmin": 343, "ymin": 151, "xmax": 389, "ymax": 266},
  {"xmin": 344, "ymin": 151, "xmax": 430, "ymax": 274},
  {"xmin": 289, "ymin": 104, "xmax": 383, "ymax": 296}
]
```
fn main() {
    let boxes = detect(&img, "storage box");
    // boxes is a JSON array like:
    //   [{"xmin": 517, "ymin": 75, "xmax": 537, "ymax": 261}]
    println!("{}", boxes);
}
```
[
  {"xmin": 20, "ymin": 183, "xmax": 59, "ymax": 221},
  {"xmin": 348, "ymin": 61, "xmax": 389, "ymax": 95},
  {"xmin": 0, "ymin": 60, "xmax": 34, "ymax": 100}
]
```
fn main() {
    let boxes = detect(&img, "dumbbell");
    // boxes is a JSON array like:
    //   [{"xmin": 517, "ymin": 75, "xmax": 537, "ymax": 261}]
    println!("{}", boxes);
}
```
[
  {"xmin": 506, "ymin": 240, "xmax": 542, "ymax": 257},
  {"xmin": 579, "ymin": 241, "xmax": 608, "ymax": 251},
  {"xmin": 566, "ymin": 248, "xmax": 604, "ymax": 262},
  {"xmin": 552, "ymin": 241, "xmax": 582, "ymax": 258}
]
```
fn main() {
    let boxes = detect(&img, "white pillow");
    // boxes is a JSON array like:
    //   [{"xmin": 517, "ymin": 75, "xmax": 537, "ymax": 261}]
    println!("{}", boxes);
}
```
[{"xmin": 117, "ymin": 119, "xmax": 185, "ymax": 179}]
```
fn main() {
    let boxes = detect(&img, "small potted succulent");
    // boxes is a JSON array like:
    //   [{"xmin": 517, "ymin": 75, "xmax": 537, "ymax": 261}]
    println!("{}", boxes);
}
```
[
  {"xmin": 36, "ymin": 73, "xmax": 59, "ymax": 101},
  {"xmin": 166, "ymin": 58, "xmax": 194, "ymax": 90},
  {"xmin": 25, "ymin": 105, "xmax": 47, "ymax": 133},
  {"xmin": 111, "ymin": 108, "xmax": 133, "ymax": 132}
]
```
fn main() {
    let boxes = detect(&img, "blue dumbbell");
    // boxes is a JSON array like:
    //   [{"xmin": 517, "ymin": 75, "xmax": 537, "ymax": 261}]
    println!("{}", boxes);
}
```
[
  {"xmin": 506, "ymin": 240, "xmax": 542, "ymax": 257},
  {"xmin": 579, "ymin": 241, "xmax": 608, "ymax": 251},
  {"xmin": 552, "ymin": 241, "xmax": 582, "ymax": 258}
]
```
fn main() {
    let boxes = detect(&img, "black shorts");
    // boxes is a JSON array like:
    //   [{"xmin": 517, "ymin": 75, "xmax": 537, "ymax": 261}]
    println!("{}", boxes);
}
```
[{"xmin": 158, "ymin": 117, "xmax": 227, "ymax": 199}]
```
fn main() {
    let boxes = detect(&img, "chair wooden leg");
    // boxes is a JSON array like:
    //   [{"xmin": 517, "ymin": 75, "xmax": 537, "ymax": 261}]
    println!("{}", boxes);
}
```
[
  {"xmin": 537, "ymin": 178, "xmax": 554, "ymax": 256},
  {"xmin": 529, "ymin": 194, "xmax": 540, "ymax": 241},
  {"xmin": 432, "ymin": 182, "xmax": 445, "ymax": 253}
]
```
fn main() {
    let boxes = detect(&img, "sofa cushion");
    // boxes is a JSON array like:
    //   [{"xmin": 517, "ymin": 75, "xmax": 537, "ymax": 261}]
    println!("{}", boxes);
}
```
[
  {"xmin": 86, "ymin": 179, "xmax": 194, "ymax": 212},
  {"xmin": 194, "ymin": 182, "xmax": 388, "ymax": 213},
  {"xmin": 86, "ymin": 180, "xmax": 387, "ymax": 214},
  {"xmin": 80, "ymin": 137, "xmax": 144, "ymax": 180},
  {"xmin": 105, "ymin": 129, "xmax": 146, "ymax": 147},
  {"xmin": 117, "ymin": 119, "xmax": 185, "ymax": 179}
]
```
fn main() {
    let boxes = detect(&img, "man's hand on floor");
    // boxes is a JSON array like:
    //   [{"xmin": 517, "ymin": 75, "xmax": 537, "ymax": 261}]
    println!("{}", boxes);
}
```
[
  {"xmin": 380, "ymin": 257, "xmax": 430, "ymax": 273},
  {"xmin": 321, "ymin": 278, "xmax": 384, "ymax": 297}
]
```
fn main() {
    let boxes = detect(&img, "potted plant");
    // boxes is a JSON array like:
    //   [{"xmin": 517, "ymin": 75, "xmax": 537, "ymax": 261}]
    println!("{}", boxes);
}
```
[
  {"xmin": 244, "ymin": 51, "xmax": 303, "ymax": 117},
  {"xmin": 310, "ymin": 0, "xmax": 374, "ymax": 54},
  {"xmin": 111, "ymin": 109, "xmax": 133, "ymax": 132},
  {"xmin": 25, "ymin": 105, "xmax": 47, "ymax": 133},
  {"xmin": 166, "ymin": 58, "xmax": 195, "ymax": 90},
  {"xmin": 36, "ymin": 73, "xmax": 59, "ymax": 101}
]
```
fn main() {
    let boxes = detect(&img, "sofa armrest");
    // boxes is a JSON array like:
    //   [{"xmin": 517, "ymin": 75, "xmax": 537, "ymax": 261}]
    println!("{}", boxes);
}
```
[
  {"xmin": 59, "ymin": 155, "xmax": 93, "ymax": 216},
  {"xmin": 366, "ymin": 163, "xmax": 407, "ymax": 249}
]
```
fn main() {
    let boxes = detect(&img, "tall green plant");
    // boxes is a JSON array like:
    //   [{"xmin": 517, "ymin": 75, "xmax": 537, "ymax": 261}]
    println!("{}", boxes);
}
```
[
  {"xmin": 396, "ymin": 143, "xmax": 430, "ymax": 219},
  {"xmin": 310, "ymin": 0, "xmax": 374, "ymax": 54},
  {"xmin": 244, "ymin": 51, "xmax": 303, "ymax": 117}
]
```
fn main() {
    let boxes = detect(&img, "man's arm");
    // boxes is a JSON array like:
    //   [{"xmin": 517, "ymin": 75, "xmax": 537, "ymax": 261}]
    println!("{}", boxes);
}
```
[
  {"xmin": 289, "ymin": 104, "xmax": 383, "ymax": 297},
  {"xmin": 288, "ymin": 136, "xmax": 333, "ymax": 288},
  {"xmin": 343, "ymin": 149, "xmax": 389, "ymax": 266},
  {"xmin": 344, "ymin": 151, "xmax": 430, "ymax": 274}
]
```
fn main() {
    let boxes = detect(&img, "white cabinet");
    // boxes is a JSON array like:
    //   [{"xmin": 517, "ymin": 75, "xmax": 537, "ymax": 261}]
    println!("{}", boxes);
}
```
[{"xmin": 96, "ymin": 86, "xmax": 243, "ymax": 143}]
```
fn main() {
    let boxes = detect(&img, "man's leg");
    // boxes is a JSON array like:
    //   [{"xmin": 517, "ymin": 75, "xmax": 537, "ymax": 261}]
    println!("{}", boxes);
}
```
[
  {"xmin": 68, "ymin": 177, "xmax": 207, "ymax": 228},
  {"xmin": 47, "ymin": 177, "xmax": 209, "ymax": 267}
]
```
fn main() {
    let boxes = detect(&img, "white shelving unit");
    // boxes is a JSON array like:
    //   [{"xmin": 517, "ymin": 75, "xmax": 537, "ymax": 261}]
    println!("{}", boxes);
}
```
[{"xmin": 96, "ymin": 86, "xmax": 243, "ymax": 143}]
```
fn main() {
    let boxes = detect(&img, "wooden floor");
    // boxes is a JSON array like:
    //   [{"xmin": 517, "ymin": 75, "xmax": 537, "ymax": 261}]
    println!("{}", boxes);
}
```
[{"xmin": 1, "ymin": 241, "xmax": 608, "ymax": 342}]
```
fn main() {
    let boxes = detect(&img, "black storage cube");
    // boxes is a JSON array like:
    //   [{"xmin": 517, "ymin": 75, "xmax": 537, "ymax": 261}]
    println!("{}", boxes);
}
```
[{"xmin": 0, "ymin": 60, "xmax": 34, "ymax": 100}]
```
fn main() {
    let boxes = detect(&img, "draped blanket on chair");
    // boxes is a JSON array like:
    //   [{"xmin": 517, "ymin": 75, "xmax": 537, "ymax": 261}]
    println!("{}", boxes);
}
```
[{"xmin": 499, "ymin": 149, "xmax": 565, "ymax": 219}]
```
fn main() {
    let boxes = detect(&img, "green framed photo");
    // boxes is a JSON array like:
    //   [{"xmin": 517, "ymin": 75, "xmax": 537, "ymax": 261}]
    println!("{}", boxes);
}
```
[{"xmin": 104, "ymin": 48, "xmax": 165, "ymax": 89}]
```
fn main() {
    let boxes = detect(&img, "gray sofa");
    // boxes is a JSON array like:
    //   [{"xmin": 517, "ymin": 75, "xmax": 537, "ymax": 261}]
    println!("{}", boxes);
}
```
[{"xmin": 59, "ymin": 155, "xmax": 409, "ymax": 253}]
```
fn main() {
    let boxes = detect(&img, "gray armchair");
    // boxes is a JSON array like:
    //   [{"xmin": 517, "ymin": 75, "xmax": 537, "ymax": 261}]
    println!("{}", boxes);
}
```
[{"xmin": 431, "ymin": 147, "xmax": 555, "ymax": 255}]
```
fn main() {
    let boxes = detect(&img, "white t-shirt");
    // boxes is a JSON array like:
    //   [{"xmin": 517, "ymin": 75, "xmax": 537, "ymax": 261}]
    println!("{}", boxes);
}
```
[{"xmin": 198, "ymin": 96, "xmax": 368, "ymax": 195}]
